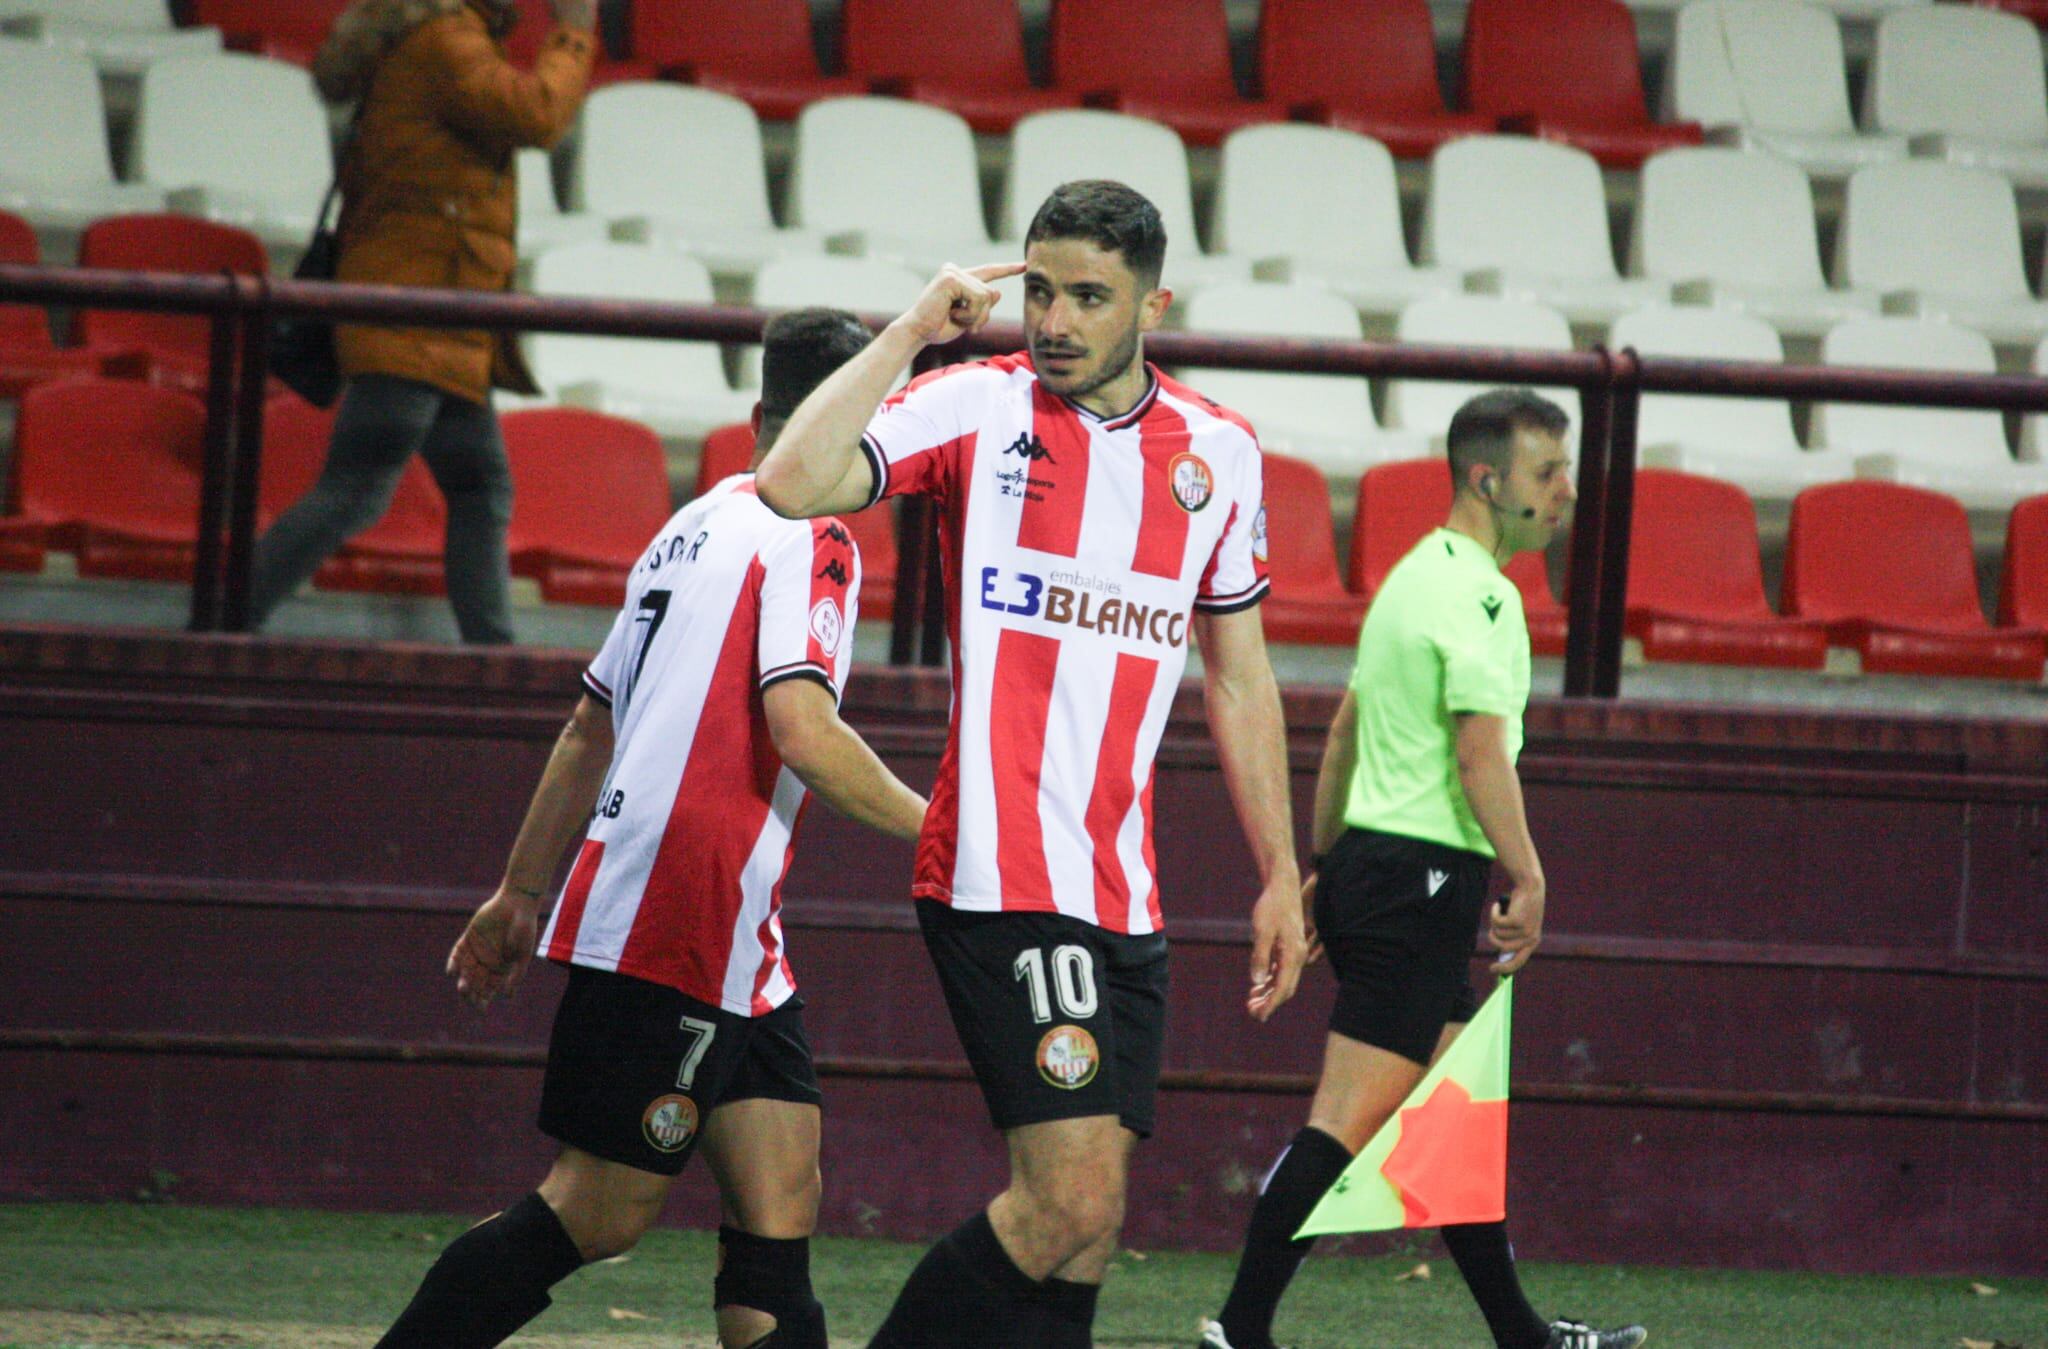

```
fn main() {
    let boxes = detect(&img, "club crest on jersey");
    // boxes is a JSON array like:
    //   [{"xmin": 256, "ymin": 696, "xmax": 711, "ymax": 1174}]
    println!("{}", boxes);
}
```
[
  {"xmin": 809, "ymin": 597, "xmax": 844, "ymax": 657},
  {"xmin": 642, "ymin": 1094, "xmax": 699, "ymax": 1153},
  {"xmin": 1252, "ymin": 504, "xmax": 1269, "ymax": 563},
  {"xmin": 1036, "ymin": 1025, "xmax": 1101, "ymax": 1090},
  {"xmin": 1168, "ymin": 452, "xmax": 1214, "ymax": 513}
]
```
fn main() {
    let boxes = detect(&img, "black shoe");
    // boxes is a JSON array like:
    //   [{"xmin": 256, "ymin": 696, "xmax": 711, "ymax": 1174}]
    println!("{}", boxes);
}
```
[{"xmin": 1545, "ymin": 1318, "xmax": 1647, "ymax": 1349}]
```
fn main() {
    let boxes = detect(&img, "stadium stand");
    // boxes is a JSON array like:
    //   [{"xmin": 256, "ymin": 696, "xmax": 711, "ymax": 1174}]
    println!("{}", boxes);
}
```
[
  {"xmin": 74, "ymin": 212, "xmax": 269, "ymax": 394},
  {"xmin": 1862, "ymin": 3, "xmax": 2048, "ymax": 189},
  {"xmin": 1998, "ymin": 494, "xmax": 2048, "ymax": 632},
  {"xmin": 738, "ymin": 255, "xmax": 924, "ymax": 389},
  {"xmin": 625, "ymin": 0, "xmax": 866, "ymax": 121},
  {"xmin": 1974, "ymin": 0, "xmax": 2048, "ymax": 28},
  {"xmin": 1208, "ymin": 124, "xmax": 1463, "ymax": 325},
  {"xmin": 1258, "ymin": 0, "xmax": 1492, "ymax": 159},
  {"xmin": 185, "ymin": 0, "xmax": 349, "ymax": 67},
  {"xmin": 1001, "ymin": 109, "xmax": 1253, "ymax": 293},
  {"xmin": 498, "ymin": 0, "xmax": 639, "ymax": 85},
  {"xmin": 502, "ymin": 407, "xmax": 670, "ymax": 607},
  {"xmin": 1045, "ymin": 0, "xmax": 1289, "ymax": 146},
  {"xmin": 1783, "ymin": 479, "xmax": 2047, "ymax": 679},
  {"xmin": 1663, "ymin": 0, "xmax": 1909, "ymax": 179},
  {"xmin": 1616, "ymin": 304, "xmax": 1859, "ymax": 498},
  {"xmin": 786, "ymin": 97, "xmax": 993, "ymax": 273},
  {"xmin": 1811, "ymin": 316, "xmax": 2048, "ymax": 509},
  {"xmin": 129, "ymin": 51, "xmax": 330, "ymax": 249},
  {"xmin": 0, "ymin": 41, "xmax": 167, "ymax": 236},
  {"xmin": 1383, "ymin": 295, "xmax": 1581, "ymax": 447},
  {"xmin": 0, "ymin": 0, "xmax": 219, "ymax": 78},
  {"xmin": 1256, "ymin": 450, "xmax": 1368, "ymax": 645},
  {"xmin": 838, "ymin": 0, "xmax": 1082, "ymax": 133},
  {"xmin": 520, "ymin": 241, "xmax": 754, "ymax": 439},
  {"xmin": 1424, "ymin": 136, "xmax": 1670, "ymax": 327},
  {"xmin": 1630, "ymin": 146, "xmax": 1881, "ymax": 340},
  {"xmin": 2024, "ymin": 335, "xmax": 2048, "ymax": 462},
  {"xmin": 1625, "ymin": 467, "xmax": 1830, "ymax": 668},
  {"xmin": 580, "ymin": 82, "xmax": 825, "ymax": 288},
  {"xmin": 1178, "ymin": 281, "xmax": 1429, "ymax": 478},
  {"xmin": 515, "ymin": 147, "xmax": 608, "ymax": 254},
  {"xmin": 1462, "ymin": 0, "xmax": 1703, "ymax": 168},
  {"xmin": 0, "ymin": 209, "xmax": 116, "ymax": 397}
]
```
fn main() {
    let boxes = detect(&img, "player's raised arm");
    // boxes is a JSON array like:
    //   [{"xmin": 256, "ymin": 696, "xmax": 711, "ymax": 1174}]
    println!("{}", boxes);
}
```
[{"xmin": 754, "ymin": 262, "xmax": 1023, "ymax": 519}]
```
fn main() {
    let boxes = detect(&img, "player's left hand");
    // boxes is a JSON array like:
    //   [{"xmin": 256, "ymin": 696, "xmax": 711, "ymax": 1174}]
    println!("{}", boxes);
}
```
[
  {"xmin": 1246, "ymin": 877, "xmax": 1308, "ymax": 1022},
  {"xmin": 447, "ymin": 886, "xmax": 542, "ymax": 1009}
]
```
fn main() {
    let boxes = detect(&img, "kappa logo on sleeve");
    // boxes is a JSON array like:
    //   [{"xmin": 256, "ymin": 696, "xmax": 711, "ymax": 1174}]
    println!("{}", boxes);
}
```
[{"xmin": 809, "ymin": 597, "xmax": 844, "ymax": 656}]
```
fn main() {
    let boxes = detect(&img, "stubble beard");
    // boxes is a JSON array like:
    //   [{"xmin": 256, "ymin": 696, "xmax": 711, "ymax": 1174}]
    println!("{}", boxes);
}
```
[{"xmin": 1032, "ymin": 321, "xmax": 1143, "ymax": 405}]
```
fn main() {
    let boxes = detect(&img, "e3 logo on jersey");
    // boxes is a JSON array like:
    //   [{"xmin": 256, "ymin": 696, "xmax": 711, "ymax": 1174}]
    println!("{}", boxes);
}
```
[{"xmin": 979, "ymin": 567, "xmax": 1188, "ymax": 649}]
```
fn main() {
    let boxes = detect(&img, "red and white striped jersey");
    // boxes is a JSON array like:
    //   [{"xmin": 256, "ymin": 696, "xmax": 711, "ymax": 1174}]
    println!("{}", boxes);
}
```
[
  {"xmin": 539, "ymin": 475, "xmax": 860, "ymax": 1015},
  {"xmin": 860, "ymin": 353, "xmax": 1269, "ymax": 935}
]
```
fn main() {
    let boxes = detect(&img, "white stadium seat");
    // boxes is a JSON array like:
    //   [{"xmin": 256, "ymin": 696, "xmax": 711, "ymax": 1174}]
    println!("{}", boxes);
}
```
[
  {"xmin": 0, "ymin": 40, "xmax": 165, "ymax": 234},
  {"xmin": 578, "ymin": 83, "xmax": 824, "ymax": 287},
  {"xmin": 1664, "ymin": 0, "xmax": 1908, "ymax": 180},
  {"xmin": 1384, "ymin": 296, "xmax": 1581, "ymax": 447},
  {"xmin": 1178, "ymin": 282, "xmax": 1429, "ymax": 478},
  {"xmin": 1812, "ymin": 317, "xmax": 2048, "ymax": 510},
  {"xmin": 128, "ymin": 52, "xmax": 330, "ymax": 247},
  {"xmin": 1834, "ymin": 161, "xmax": 2048, "ymax": 347},
  {"xmin": 2024, "ymin": 336, "xmax": 2048, "ymax": 463},
  {"xmin": 1630, "ymin": 146, "xmax": 1880, "ymax": 340},
  {"xmin": 0, "ymin": 0, "xmax": 217, "ymax": 77},
  {"xmin": 1001, "ymin": 109, "xmax": 1252, "ymax": 295},
  {"xmin": 1614, "ymin": 304, "xmax": 1857, "ymax": 497},
  {"xmin": 521, "ymin": 242, "xmax": 754, "ymax": 440},
  {"xmin": 1209, "ymin": 124, "xmax": 1462, "ymax": 324},
  {"xmin": 788, "ymin": 97, "xmax": 993, "ymax": 274},
  {"xmin": 1862, "ymin": 5, "xmax": 2048, "ymax": 191},
  {"xmin": 516, "ymin": 148, "xmax": 608, "ymax": 255},
  {"xmin": 737, "ymin": 255, "xmax": 925, "ymax": 388},
  {"xmin": 1422, "ymin": 136, "xmax": 1668, "ymax": 327}
]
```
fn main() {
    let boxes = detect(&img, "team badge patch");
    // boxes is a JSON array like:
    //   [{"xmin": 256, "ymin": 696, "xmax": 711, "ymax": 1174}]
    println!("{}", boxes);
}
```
[
  {"xmin": 809, "ymin": 597, "xmax": 844, "ymax": 656},
  {"xmin": 641, "ymin": 1094, "xmax": 700, "ymax": 1153},
  {"xmin": 1167, "ymin": 452, "xmax": 1214, "ymax": 513},
  {"xmin": 1036, "ymin": 1025, "xmax": 1101, "ymax": 1090},
  {"xmin": 1251, "ymin": 504, "xmax": 1269, "ymax": 563}
]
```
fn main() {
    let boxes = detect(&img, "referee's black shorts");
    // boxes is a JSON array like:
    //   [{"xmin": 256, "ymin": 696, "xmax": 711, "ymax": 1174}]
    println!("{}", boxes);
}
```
[{"xmin": 1314, "ymin": 827, "xmax": 1493, "ymax": 1066}]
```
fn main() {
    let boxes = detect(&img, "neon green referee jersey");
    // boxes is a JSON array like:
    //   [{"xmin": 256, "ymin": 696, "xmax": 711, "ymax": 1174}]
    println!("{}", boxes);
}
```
[{"xmin": 1344, "ymin": 528, "xmax": 1531, "ymax": 857}]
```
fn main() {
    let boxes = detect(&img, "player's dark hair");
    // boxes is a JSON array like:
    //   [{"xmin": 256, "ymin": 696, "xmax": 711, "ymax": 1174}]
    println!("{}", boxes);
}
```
[
  {"xmin": 1446, "ymin": 388, "xmax": 1570, "ymax": 496},
  {"xmin": 1025, "ymin": 179, "xmax": 1168, "ymax": 290},
  {"xmin": 760, "ymin": 307, "xmax": 873, "ymax": 421}
]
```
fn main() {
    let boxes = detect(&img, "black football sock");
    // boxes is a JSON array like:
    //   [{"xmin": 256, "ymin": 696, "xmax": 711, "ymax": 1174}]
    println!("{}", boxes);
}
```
[
  {"xmin": 867, "ymin": 1209, "xmax": 1053, "ymax": 1349},
  {"xmin": 375, "ymin": 1191, "xmax": 585, "ymax": 1348},
  {"xmin": 1037, "ymin": 1275, "xmax": 1100, "ymax": 1348},
  {"xmin": 1215, "ymin": 1127, "xmax": 1352, "ymax": 1348},
  {"xmin": 1440, "ymin": 1220, "xmax": 1550, "ymax": 1349},
  {"xmin": 716, "ymin": 1226, "xmax": 827, "ymax": 1349}
]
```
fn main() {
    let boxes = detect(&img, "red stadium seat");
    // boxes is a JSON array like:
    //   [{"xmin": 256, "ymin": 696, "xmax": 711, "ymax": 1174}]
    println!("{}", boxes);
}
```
[
  {"xmin": 1260, "ymin": 0, "xmax": 1493, "ymax": 160},
  {"xmin": 1259, "ymin": 452, "xmax": 1367, "ymax": 644},
  {"xmin": 1462, "ymin": 0, "xmax": 1704, "ymax": 169},
  {"xmin": 840, "ymin": 0, "xmax": 1083, "ymax": 133},
  {"xmin": 1048, "ymin": 0, "xmax": 1290, "ymax": 146},
  {"xmin": 1348, "ymin": 458, "xmax": 1567, "ymax": 655},
  {"xmin": 696, "ymin": 421, "xmax": 757, "ymax": 497},
  {"xmin": 0, "ymin": 515, "xmax": 46, "ymax": 573},
  {"xmin": 1783, "ymin": 481, "xmax": 2046, "ymax": 680},
  {"xmin": 0, "ymin": 209, "xmax": 115, "ymax": 397},
  {"xmin": 75, "ymin": 214, "xmax": 270, "ymax": 395},
  {"xmin": 12, "ymin": 378, "xmax": 208, "ymax": 580},
  {"xmin": 1998, "ymin": 494, "xmax": 2048, "ymax": 632},
  {"xmin": 502, "ymin": 408, "xmax": 672, "ymax": 606},
  {"xmin": 629, "ymin": 0, "xmax": 867, "ymax": 121},
  {"xmin": 1624, "ymin": 469, "xmax": 1828, "ymax": 669},
  {"xmin": 187, "ymin": 0, "xmax": 351, "ymax": 67}
]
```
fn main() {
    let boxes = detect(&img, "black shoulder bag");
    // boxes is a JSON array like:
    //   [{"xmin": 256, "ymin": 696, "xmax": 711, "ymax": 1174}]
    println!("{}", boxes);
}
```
[{"xmin": 268, "ymin": 106, "xmax": 361, "ymax": 408}]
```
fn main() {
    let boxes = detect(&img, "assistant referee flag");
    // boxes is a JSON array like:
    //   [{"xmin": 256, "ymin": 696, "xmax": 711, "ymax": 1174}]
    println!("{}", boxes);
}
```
[{"xmin": 1296, "ymin": 977, "xmax": 1514, "ymax": 1236}]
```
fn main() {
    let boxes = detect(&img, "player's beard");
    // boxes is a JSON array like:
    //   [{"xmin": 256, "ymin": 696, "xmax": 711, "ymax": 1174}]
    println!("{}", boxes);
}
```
[{"xmin": 1032, "ymin": 319, "xmax": 1143, "ymax": 407}]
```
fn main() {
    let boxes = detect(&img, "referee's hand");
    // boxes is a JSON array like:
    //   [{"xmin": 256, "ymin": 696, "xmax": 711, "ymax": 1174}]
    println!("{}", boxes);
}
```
[
  {"xmin": 447, "ymin": 887, "xmax": 541, "ymax": 1010},
  {"xmin": 1247, "ymin": 879, "xmax": 1309, "ymax": 1022},
  {"xmin": 1488, "ymin": 879, "xmax": 1545, "ymax": 976}
]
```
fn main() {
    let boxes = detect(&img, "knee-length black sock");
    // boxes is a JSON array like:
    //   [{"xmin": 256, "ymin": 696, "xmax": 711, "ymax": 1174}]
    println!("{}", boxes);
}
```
[
  {"xmin": 375, "ymin": 1192, "xmax": 584, "ymax": 1348},
  {"xmin": 1214, "ymin": 1127, "xmax": 1352, "ymax": 1348},
  {"xmin": 1440, "ymin": 1220, "xmax": 1550, "ymax": 1349}
]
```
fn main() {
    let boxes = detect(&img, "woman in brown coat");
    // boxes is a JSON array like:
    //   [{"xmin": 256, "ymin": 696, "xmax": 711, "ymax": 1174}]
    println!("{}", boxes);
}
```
[{"xmin": 249, "ymin": 0, "xmax": 595, "ymax": 643}]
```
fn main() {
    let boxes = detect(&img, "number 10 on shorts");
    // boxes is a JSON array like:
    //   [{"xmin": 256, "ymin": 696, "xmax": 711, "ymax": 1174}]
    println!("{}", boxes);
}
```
[{"xmin": 1014, "ymin": 945, "xmax": 1098, "ymax": 1023}]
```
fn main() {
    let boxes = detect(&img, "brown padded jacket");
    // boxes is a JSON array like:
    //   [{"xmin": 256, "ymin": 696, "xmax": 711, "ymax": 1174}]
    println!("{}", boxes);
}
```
[{"xmin": 314, "ymin": 0, "xmax": 594, "ymax": 403}]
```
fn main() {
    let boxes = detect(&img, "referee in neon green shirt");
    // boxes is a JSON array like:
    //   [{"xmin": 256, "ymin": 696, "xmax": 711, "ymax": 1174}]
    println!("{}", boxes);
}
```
[{"xmin": 1202, "ymin": 390, "xmax": 1645, "ymax": 1349}]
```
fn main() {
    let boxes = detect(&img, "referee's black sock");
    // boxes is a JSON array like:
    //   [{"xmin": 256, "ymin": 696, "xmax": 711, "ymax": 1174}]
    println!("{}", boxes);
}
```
[
  {"xmin": 867, "ymin": 1209, "xmax": 1053, "ymax": 1348},
  {"xmin": 374, "ymin": 1192, "xmax": 584, "ymax": 1349},
  {"xmin": 1215, "ymin": 1126, "xmax": 1352, "ymax": 1348},
  {"xmin": 1440, "ymin": 1220, "xmax": 1550, "ymax": 1349}
]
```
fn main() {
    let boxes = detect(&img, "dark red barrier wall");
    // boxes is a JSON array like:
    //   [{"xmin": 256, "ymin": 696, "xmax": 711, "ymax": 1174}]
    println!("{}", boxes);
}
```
[{"xmin": 2, "ymin": 627, "xmax": 2042, "ymax": 1276}]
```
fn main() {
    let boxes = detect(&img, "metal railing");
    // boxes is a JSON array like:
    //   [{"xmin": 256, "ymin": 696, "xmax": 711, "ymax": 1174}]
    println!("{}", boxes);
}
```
[{"xmin": 6, "ymin": 260, "xmax": 2048, "ymax": 698}]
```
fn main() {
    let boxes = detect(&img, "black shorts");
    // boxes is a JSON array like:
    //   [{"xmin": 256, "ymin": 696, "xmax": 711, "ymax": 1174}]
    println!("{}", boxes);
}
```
[
  {"xmin": 1314, "ymin": 828, "xmax": 1494, "ymax": 1066},
  {"xmin": 916, "ymin": 899, "xmax": 1169, "ymax": 1138},
  {"xmin": 538, "ymin": 964, "xmax": 822, "ymax": 1176}
]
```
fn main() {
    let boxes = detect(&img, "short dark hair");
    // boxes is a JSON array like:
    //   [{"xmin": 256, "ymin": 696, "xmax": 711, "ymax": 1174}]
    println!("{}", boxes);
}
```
[
  {"xmin": 1445, "ymin": 388, "xmax": 1571, "ymax": 493},
  {"xmin": 1024, "ymin": 180, "xmax": 1168, "ymax": 290},
  {"xmin": 760, "ymin": 307, "xmax": 872, "ymax": 421}
]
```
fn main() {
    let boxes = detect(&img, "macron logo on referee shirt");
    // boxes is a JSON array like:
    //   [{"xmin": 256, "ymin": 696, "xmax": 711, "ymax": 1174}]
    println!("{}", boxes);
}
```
[{"xmin": 1427, "ymin": 868, "xmax": 1450, "ymax": 897}]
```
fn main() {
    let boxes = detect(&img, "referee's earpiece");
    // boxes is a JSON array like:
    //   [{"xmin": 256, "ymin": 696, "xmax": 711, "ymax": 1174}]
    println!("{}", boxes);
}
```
[{"xmin": 1481, "ymin": 475, "xmax": 1498, "ymax": 504}]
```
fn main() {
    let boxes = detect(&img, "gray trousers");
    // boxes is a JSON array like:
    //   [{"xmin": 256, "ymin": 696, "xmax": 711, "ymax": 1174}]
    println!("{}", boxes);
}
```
[{"xmin": 250, "ymin": 374, "xmax": 515, "ymax": 644}]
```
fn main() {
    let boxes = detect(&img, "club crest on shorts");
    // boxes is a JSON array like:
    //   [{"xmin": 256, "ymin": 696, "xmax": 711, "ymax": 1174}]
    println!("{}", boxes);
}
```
[
  {"xmin": 1036, "ymin": 1024, "xmax": 1101, "ymax": 1090},
  {"xmin": 1167, "ymin": 452, "xmax": 1214, "ymax": 513},
  {"xmin": 641, "ymin": 1093, "xmax": 700, "ymax": 1153}
]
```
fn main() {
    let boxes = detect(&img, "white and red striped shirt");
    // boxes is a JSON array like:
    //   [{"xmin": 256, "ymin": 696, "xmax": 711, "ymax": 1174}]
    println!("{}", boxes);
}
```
[
  {"xmin": 861, "ymin": 353, "xmax": 1269, "ymax": 935},
  {"xmin": 540, "ymin": 475, "xmax": 860, "ymax": 1015}
]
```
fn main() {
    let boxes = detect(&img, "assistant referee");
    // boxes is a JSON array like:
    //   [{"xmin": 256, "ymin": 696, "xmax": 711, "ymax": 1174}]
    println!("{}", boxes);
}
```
[{"xmin": 1202, "ymin": 389, "xmax": 1647, "ymax": 1349}]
